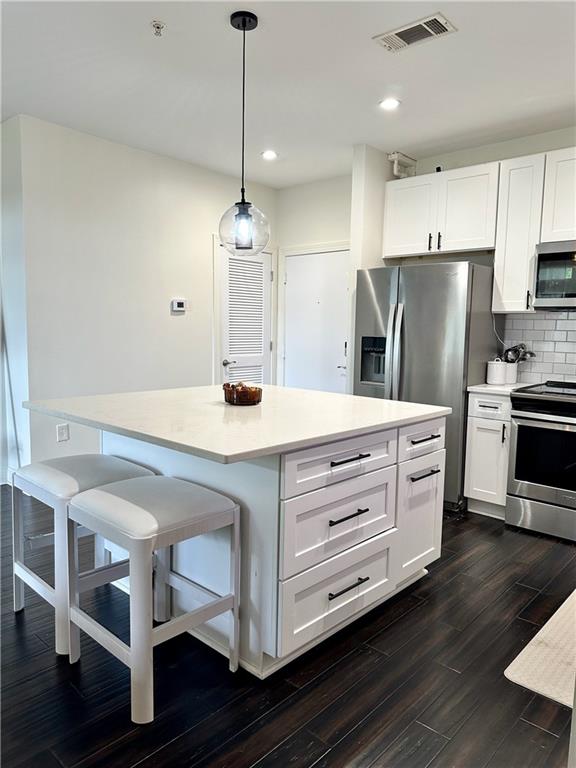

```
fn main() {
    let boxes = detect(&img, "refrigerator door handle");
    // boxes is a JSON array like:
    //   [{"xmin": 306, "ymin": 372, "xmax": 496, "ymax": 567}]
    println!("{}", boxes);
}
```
[
  {"xmin": 384, "ymin": 304, "xmax": 396, "ymax": 399},
  {"xmin": 392, "ymin": 303, "xmax": 404, "ymax": 400}
]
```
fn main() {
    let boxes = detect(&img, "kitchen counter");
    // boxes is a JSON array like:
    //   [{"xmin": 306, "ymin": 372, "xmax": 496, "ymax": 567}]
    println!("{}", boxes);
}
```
[
  {"xmin": 25, "ymin": 385, "xmax": 450, "ymax": 463},
  {"xmin": 25, "ymin": 385, "xmax": 450, "ymax": 678},
  {"xmin": 467, "ymin": 383, "xmax": 524, "ymax": 396}
]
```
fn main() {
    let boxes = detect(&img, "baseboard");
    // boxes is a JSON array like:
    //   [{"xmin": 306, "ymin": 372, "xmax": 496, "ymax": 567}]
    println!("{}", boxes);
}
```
[{"xmin": 466, "ymin": 498, "xmax": 505, "ymax": 520}]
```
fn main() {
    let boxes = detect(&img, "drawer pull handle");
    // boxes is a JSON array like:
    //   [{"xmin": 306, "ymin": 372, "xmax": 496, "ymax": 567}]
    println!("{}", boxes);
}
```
[
  {"xmin": 410, "ymin": 434, "xmax": 441, "ymax": 445},
  {"xmin": 479, "ymin": 404, "xmax": 499, "ymax": 410},
  {"xmin": 328, "ymin": 576, "xmax": 370, "ymax": 601},
  {"xmin": 329, "ymin": 508, "xmax": 370, "ymax": 527},
  {"xmin": 410, "ymin": 468, "xmax": 441, "ymax": 483},
  {"xmin": 330, "ymin": 452, "xmax": 371, "ymax": 468}
]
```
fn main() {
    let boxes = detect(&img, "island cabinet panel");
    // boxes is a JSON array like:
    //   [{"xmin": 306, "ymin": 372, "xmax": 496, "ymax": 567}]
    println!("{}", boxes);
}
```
[
  {"xmin": 396, "ymin": 449, "xmax": 445, "ymax": 577},
  {"xmin": 281, "ymin": 428, "xmax": 398, "ymax": 499},
  {"xmin": 397, "ymin": 418, "xmax": 446, "ymax": 462},
  {"xmin": 277, "ymin": 528, "xmax": 399, "ymax": 657},
  {"xmin": 280, "ymin": 465, "xmax": 397, "ymax": 579}
]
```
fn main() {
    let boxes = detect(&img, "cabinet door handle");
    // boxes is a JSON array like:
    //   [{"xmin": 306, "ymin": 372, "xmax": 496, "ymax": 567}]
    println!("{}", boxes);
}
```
[
  {"xmin": 410, "ymin": 468, "xmax": 441, "ymax": 483},
  {"xmin": 437, "ymin": 232, "xmax": 442, "ymax": 250},
  {"xmin": 330, "ymin": 452, "xmax": 371, "ymax": 468},
  {"xmin": 329, "ymin": 508, "xmax": 370, "ymax": 527},
  {"xmin": 410, "ymin": 434, "xmax": 441, "ymax": 445},
  {"xmin": 328, "ymin": 576, "xmax": 370, "ymax": 601},
  {"xmin": 526, "ymin": 290, "xmax": 531, "ymax": 310},
  {"xmin": 501, "ymin": 423, "xmax": 506, "ymax": 443},
  {"xmin": 428, "ymin": 232, "xmax": 432, "ymax": 251}
]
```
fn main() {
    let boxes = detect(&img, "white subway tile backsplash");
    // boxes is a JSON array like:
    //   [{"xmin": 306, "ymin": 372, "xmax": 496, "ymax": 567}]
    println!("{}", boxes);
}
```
[{"xmin": 501, "ymin": 311, "xmax": 576, "ymax": 383}]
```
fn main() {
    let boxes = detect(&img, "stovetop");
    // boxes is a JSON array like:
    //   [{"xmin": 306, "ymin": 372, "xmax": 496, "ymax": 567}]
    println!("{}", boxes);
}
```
[
  {"xmin": 515, "ymin": 380, "xmax": 576, "ymax": 400},
  {"xmin": 512, "ymin": 380, "xmax": 576, "ymax": 418}
]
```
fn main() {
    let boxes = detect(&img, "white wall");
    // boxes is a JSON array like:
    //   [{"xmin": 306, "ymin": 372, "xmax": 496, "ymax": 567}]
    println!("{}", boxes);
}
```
[
  {"xmin": 4, "ymin": 115, "xmax": 276, "ymax": 467},
  {"xmin": 2, "ymin": 118, "xmax": 31, "ymax": 475},
  {"xmin": 276, "ymin": 175, "xmax": 351, "ymax": 250},
  {"xmin": 417, "ymin": 126, "xmax": 576, "ymax": 174}
]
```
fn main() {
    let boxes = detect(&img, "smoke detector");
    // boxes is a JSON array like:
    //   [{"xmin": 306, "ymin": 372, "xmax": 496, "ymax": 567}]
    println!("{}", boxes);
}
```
[{"xmin": 373, "ymin": 13, "xmax": 456, "ymax": 53}]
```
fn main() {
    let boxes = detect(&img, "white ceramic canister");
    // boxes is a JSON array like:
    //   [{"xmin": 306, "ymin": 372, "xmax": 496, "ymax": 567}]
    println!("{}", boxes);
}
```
[
  {"xmin": 487, "ymin": 359, "xmax": 507, "ymax": 385},
  {"xmin": 505, "ymin": 362, "xmax": 518, "ymax": 384}
]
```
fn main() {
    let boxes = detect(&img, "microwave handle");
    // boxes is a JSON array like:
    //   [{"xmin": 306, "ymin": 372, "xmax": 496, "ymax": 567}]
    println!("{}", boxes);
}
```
[{"xmin": 526, "ymin": 290, "xmax": 531, "ymax": 310}]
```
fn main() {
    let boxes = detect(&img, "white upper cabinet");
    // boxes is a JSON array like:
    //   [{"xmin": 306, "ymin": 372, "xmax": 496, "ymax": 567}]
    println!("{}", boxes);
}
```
[
  {"xmin": 382, "ymin": 162, "xmax": 499, "ymax": 258},
  {"xmin": 436, "ymin": 163, "xmax": 500, "ymax": 252},
  {"xmin": 492, "ymin": 154, "xmax": 545, "ymax": 313},
  {"xmin": 541, "ymin": 147, "xmax": 576, "ymax": 242},
  {"xmin": 382, "ymin": 175, "xmax": 438, "ymax": 257}
]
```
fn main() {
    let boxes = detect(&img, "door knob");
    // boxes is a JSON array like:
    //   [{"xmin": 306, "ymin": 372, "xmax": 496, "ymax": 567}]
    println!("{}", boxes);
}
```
[{"xmin": 222, "ymin": 359, "xmax": 237, "ymax": 367}]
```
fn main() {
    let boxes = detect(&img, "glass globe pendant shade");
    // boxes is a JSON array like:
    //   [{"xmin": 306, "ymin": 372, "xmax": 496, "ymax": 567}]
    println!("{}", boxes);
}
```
[{"xmin": 219, "ymin": 200, "xmax": 270, "ymax": 256}]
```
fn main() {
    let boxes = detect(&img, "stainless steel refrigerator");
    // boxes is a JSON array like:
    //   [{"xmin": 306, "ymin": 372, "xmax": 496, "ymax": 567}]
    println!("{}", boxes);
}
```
[{"xmin": 353, "ymin": 262, "xmax": 498, "ymax": 511}]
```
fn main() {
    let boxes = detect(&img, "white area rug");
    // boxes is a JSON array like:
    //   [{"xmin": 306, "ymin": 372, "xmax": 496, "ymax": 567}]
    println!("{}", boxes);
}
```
[{"xmin": 505, "ymin": 590, "xmax": 576, "ymax": 708}]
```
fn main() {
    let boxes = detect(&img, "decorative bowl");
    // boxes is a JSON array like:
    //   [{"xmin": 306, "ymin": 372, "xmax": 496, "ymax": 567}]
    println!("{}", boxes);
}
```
[{"xmin": 223, "ymin": 382, "xmax": 263, "ymax": 406}]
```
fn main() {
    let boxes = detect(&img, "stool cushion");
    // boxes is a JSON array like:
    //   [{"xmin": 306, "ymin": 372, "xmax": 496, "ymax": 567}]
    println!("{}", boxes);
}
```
[
  {"xmin": 69, "ymin": 476, "xmax": 237, "ymax": 542},
  {"xmin": 15, "ymin": 454, "xmax": 154, "ymax": 500}
]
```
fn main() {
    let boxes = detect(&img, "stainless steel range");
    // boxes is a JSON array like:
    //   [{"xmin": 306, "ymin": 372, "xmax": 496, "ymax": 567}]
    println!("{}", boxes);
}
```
[{"xmin": 508, "ymin": 381, "xmax": 576, "ymax": 540}]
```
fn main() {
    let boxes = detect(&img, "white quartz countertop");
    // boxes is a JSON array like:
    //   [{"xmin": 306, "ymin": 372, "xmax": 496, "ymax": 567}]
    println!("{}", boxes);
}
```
[
  {"xmin": 467, "ymin": 383, "xmax": 525, "ymax": 396},
  {"xmin": 25, "ymin": 385, "xmax": 451, "ymax": 464}
]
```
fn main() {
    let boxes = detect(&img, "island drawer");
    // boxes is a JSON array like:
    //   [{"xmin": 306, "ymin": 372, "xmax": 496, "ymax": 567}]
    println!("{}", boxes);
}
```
[
  {"xmin": 398, "ymin": 418, "xmax": 446, "ymax": 463},
  {"xmin": 280, "ymin": 465, "xmax": 397, "ymax": 579},
  {"xmin": 277, "ymin": 528, "xmax": 398, "ymax": 657},
  {"xmin": 281, "ymin": 428, "xmax": 398, "ymax": 499}
]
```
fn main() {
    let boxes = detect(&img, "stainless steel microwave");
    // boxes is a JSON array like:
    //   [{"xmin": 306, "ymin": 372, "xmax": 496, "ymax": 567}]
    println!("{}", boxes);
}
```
[{"xmin": 533, "ymin": 240, "xmax": 576, "ymax": 308}]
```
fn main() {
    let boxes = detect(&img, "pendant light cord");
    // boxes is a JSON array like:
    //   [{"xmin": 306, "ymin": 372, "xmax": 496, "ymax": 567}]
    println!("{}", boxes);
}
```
[{"xmin": 240, "ymin": 25, "xmax": 246, "ymax": 203}]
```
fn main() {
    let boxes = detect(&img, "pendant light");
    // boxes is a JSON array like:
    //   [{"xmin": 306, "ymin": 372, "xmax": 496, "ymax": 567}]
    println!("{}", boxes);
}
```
[{"xmin": 219, "ymin": 10, "xmax": 270, "ymax": 256}]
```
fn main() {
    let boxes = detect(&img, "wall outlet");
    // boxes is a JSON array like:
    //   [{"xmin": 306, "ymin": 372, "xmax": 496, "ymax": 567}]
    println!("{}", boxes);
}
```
[{"xmin": 56, "ymin": 423, "xmax": 70, "ymax": 442}]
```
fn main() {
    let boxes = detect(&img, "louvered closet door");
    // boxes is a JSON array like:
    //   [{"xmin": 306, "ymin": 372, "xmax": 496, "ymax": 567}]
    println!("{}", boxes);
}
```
[{"xmin": 221, "ymin": 252, "xmax": 273, "ymax": 385}]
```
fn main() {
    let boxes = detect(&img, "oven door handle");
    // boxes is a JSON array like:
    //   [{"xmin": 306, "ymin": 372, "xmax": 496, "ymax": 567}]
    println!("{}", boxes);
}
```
[{"xmin": 511, "ymin": 413, "xmax": 576, "ymax": 430}]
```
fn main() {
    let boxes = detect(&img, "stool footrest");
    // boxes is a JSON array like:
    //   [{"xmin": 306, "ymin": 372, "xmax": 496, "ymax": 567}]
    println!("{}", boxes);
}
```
[
  {"xmin": 70, "ymin": 606, "xmax": 131, "ymax": 666},
  {"xmin": 26, "ymin": 526, "xmax": 94, "ymax": 551},
  {"xmin": 14, "ymin": 562, "xmax": 55, "ymax": 606},
  {"xmin": 152, "ymin": 594, "xmax": 233, "ymax": 647},
  {"xmin": 79, "ymin": 559, "xmax": 130, "ymax": 593}
]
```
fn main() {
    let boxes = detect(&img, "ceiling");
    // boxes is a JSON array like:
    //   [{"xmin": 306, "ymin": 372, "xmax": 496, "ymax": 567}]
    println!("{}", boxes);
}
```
[{"xmin": 3, "ymin": 1, "xmax": 576, "ymax": 188}]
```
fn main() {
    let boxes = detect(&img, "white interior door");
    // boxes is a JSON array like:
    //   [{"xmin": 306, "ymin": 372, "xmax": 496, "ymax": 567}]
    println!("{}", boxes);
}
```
[
  {"xmin": 284, "ymin": 249, "xmax": 350, "ymax": 393},
  {"xmin": 220, "ymin": 251, "xmax": 272, "ymax": 384}
]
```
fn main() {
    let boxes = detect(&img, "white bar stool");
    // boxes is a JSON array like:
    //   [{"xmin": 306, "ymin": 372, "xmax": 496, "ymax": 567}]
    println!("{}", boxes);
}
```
[
  {"xmin": 12, "ymin": 454, "xmax": 155, "ymax": 654},
  {"xmin": 66, "ymin": 475, "xmax": 241, "ymax": 724}
]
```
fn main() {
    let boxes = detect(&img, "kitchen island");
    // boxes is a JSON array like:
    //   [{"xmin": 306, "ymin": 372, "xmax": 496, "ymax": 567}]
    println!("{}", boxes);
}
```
[{"xmin": 25, "ymin": 385, "xmax": 451, "ymax": 678}]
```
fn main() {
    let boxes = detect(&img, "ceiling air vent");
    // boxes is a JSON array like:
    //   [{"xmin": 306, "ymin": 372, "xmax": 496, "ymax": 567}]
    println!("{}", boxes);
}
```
[{"xmin": 373, "ymin": 13, "xmax": 456, "ymax": 53}]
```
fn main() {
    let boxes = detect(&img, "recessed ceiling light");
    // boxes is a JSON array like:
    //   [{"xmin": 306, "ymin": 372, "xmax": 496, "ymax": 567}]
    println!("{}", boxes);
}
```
[
  {"xmin": 379, "ymin": 97, "xmax": 401, "ymax": 111},
  {"xmin": 261, "ymin": 149, "xmax": 278, "ymax": 161}
]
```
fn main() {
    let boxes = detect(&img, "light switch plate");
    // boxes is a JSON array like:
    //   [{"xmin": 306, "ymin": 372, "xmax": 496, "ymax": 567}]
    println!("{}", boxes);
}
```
[{"xmin": 56, "ymin": 423, "xmax": 70, "ymax": 442}]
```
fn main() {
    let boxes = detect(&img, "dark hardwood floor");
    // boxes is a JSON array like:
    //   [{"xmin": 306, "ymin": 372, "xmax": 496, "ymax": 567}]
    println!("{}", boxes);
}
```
[{"xmin": 1, "ymin": 484, "xmax": 574, "ymax": 767}]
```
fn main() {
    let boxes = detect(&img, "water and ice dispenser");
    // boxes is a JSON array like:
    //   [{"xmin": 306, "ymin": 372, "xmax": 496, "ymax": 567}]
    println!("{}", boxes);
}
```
[{"xmin": 360, "ymin": 336, "xmax": 386, "ymax": 384}]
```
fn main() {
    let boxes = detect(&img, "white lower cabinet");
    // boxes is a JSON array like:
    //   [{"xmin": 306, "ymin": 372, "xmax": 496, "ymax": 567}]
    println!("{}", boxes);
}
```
[
  {"xmin": 277, "ymin": 528, "xmax": 398, "ymax": 657},
  {"xmin": 464, "ymin": 416, "xmax": 509, "ymax": 506},
  {"xmin": 277, "ymin": 419, "xmax": 446, "ymax": 659},
  {"xmin": 396, "ymin": 449, "xmax": 446, "ymax": 576}
]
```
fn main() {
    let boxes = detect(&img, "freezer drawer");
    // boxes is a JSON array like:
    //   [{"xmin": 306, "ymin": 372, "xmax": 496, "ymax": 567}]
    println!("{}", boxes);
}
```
[
  {"xmin": 281, "ymin": 429, "xmax": 398, "ymax": 499},
  {"xmin": 280, "ymin": 465, "xmax": 397, "ymax": 579},
  {"xmin": 277, "ymin": 528, "xmax": 398, "ymax": 657}
]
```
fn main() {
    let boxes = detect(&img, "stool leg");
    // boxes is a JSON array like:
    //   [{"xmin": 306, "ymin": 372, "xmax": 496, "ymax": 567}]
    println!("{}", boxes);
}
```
[
  {"xmin": 12, "ymin": 483, "xmax": 25, "ymax": 612},
  {"xmin": 54, "ymin": 499, "xmax": 70, "ymax": 655},
  {"xmin": 67, "ymin": 517, "xmax": 81, "ymax": 664},
  {"xmin": 94, "ymin": 535, "xmax": 111, "ymax": 569},
  {"xmin": 229, "ymin": 508, "xmax": 241, "ymax": 673},
  {"xmin": 129, "ymin": 540, "xmax": 154, "ymax": 724},
  {"xmin": 153, "ymin": 547, "xmax": 171, "ymax": 623}
]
